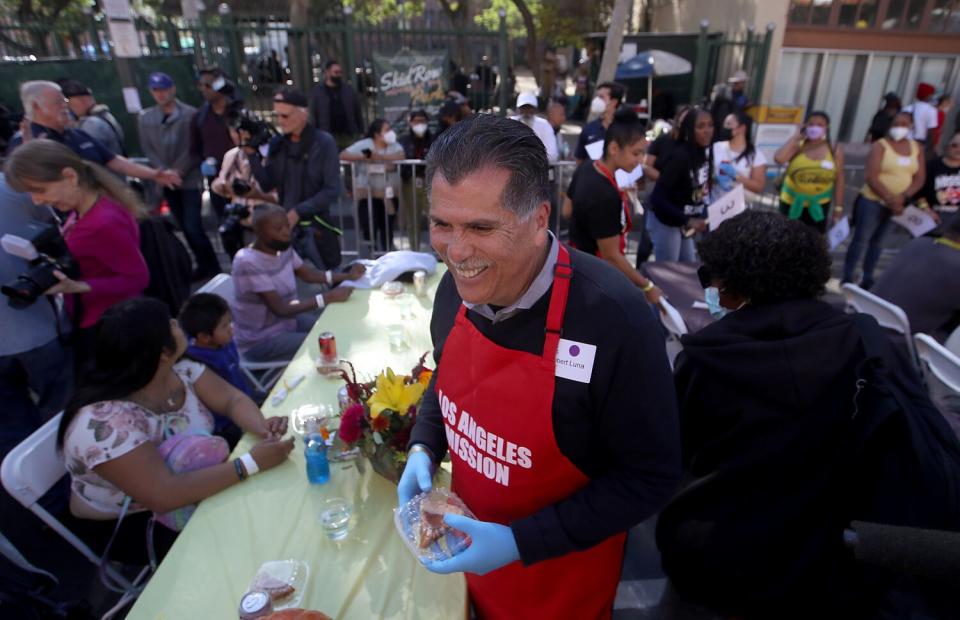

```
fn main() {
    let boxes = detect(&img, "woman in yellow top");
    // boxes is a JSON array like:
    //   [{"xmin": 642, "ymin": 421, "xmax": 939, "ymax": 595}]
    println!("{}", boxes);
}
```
[
  {"xmin": 842, "ymin": 111, "xmax": 927, "ymax": 289},
  {"xmin": 774, "ymin": 110, "xmax": 846, "ymax": 233}
]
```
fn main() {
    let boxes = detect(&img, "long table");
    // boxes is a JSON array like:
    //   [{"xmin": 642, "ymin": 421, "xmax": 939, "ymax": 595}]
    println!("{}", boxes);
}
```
[{"xmin": 128, "ymin": 267, "xmax": 467, "ymax": 619}]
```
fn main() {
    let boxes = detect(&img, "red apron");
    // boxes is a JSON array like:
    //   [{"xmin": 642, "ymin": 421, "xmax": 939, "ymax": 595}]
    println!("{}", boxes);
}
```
[{"xmin": 435, "ymin": 245, "xmax": 626, "ymax": 619}]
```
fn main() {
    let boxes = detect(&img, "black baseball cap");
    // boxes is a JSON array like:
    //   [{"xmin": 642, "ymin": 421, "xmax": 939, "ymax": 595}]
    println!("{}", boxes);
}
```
[
  {"xmin": 58, "ymin": 79, "xmax": 92, "ymax": 98},
  {"xmin": 273, "ymin": 87, "xmax": 308, "ymax": 108}
]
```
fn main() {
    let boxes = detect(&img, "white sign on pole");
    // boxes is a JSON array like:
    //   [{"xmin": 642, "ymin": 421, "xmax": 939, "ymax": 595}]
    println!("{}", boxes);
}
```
[
  {"xmin": 892, "ymin": 205, "xmax": 938, "ymax": 237},
  {"xmin": 827, "ymin": 216, "xmax": 850, "ymax": 250},
  {"xmin": 107, "ymin": 20, "xmax": 142, "ymax": 58},
  {"xmin": 755, "ymin": 123, "xmax": 799, "ymax": 166},
  {"xmin": 707, "ymin": 185, "xmax": 747, "ymax": 231},
  {"xmin": 121, "ymin": 87, "xmax": 142, "ymax": 113},
  {"xmin": 102, "ymin": 0, "xmax": 134, "ymax": 19}
]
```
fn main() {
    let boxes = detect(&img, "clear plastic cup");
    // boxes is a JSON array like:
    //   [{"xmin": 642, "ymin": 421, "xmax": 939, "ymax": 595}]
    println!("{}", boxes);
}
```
[
  {"xmin": 387, "ymin": 324, "xmax": 406, "ymax": 352},
  {"xmin": 319, "ymin": 498, "xmax": 352, "ymax": 541}
]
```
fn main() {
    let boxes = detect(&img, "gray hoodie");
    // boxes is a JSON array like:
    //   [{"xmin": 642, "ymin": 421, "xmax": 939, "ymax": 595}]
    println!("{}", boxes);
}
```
[{"xmin": 137, "ymin": 100, "xmax": 203, "ymax": 189}]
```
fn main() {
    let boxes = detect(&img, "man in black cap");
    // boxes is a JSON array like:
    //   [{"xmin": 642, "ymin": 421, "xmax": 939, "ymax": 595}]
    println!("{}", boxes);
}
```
[
  {"xmin": 249, "ymin": 87, "xmax": 342, "ymax": 269},
  {"xmin": 58, "ymin": 78, "xmax": 126, "ymax": 156}
]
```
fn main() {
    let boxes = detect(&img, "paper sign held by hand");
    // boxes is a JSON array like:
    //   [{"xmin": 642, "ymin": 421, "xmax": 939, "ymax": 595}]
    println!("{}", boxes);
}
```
[
  {"xmin": 707, "ymin": 185, "xmax": 746, "ymax": 231},
  {"xmin": 615, "ymin": 163, "xmax": 644, "ymax": 188},
  {"xmin": 584, "ymin": 140, "xmax": 605, "ymax": 161},
  {"xmin": 892, "ymin": 206, "xmax": 938, "ymax": 238},
  {"xmin": 828, "ymin": 216, "xmax": 850, "ymax": 250}
]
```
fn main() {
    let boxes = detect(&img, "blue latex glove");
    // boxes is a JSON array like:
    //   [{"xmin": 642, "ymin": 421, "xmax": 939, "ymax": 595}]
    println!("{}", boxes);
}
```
[
  {"xmin": 719, "ymin": 162, "xmax": 738, "ymax": 180},
  {"xmin": 200, "ymin": 160, "xmax": 217, "ymax": 177},
  {"xmin": 424, "ymin": 514, "xmax": 520, "ymax": 576},
  {"xmin": 397, "ymin": 449, "xmax": 433, "ymax": 507},
  {"xmin": 715, "ymin": 171, "xmax": 735, "ymax": 192}
]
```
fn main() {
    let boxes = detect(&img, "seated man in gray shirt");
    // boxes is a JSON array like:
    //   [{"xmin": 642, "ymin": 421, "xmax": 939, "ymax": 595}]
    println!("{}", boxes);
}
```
[{"xmin": 872, "ymin": 213, "xmax": 960, "ymax": 343}]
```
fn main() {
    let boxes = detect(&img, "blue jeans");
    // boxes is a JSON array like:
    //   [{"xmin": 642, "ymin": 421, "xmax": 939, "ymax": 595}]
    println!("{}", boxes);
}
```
[
  {"xmin": 165, "ymin": 188, "xmax": 220, "ymax": 276},
  {"xmin": 842, "ymin": 195, "xmax": 891, "ymax": 288},
  {"xmin": 0, "ymin": 337, "xmax": 72, "ymax": 451},
  {"xmin": 647, "ymin": 211, "xmax": 696, "ymax": 262}
]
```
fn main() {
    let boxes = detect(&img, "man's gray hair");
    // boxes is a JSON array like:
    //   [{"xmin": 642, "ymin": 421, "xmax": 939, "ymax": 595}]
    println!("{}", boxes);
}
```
[
  {"xmin": 20, "ymin": 81, "xmax": 62, "ymax": 120},
  {"xmin": 425, "ymin": 114, "xmax": 550, "ymax": 219}
]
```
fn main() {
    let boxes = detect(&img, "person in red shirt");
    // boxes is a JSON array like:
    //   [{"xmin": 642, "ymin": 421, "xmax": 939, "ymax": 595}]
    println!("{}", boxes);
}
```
[{"xmin": 5, "ymin": 139, "xmax": 150, "ymax": 362}]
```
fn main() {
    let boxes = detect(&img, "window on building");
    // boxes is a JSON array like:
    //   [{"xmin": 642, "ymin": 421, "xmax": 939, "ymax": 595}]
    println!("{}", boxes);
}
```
[
  {"xmin": 930, "ymin": 0, "xmax": 960, "ymax": 31},
  {"xmin": 788, "ymin": 0, "xmax": 951, "ymax": 30},
  {"xmin": 882, "ymin": 0, "xmax": 908, "ymax": 29},
  {"xmin": 811, "ymin": 0, "xmax": 835, "ymax": 24}
]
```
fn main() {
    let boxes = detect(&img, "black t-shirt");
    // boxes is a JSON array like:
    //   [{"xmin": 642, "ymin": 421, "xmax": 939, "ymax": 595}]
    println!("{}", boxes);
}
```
[
  {"xmin": 326, "ymin": 85, "xmax": 349, "ymax": 135},
  {"xmin": 567, "ymin": 162, "xmax": 625, "ymax": 256},
  {"xmin": 646, "ymin": 134, "xmax": 678, "ymax": 172},
  {"xmin": 649, "ymin": 145, "xmax": 710, "ymax": 227},
  {"xmin": 922, "ymin": 157, "xmax": 960, "ymax": 208},
  {"xmin": 410, "ymin": 249, "xmax": 681, "ymax": 565}
]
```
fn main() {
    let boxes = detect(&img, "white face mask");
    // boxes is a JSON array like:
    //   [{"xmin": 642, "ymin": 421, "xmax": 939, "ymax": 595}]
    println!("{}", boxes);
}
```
[
  {"xmin": 411, "ymin": 123, "xmax": 427, "ymax": 137},
  {"xmin": 383, "ymin": 130, "xmax": 397, "ymax": 145},
  {"xmin": 590, "ymin": 96, "xmax": 607, "ymax": 115},
  {"xmin": 888, "ymin": 126, "xmax": 910, "ymax": 142}
]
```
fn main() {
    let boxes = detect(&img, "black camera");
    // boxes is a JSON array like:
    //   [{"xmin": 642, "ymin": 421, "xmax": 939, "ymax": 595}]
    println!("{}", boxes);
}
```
[
  {"xmin": 226, "ymin": 107, "xmax": 276, "ymax": 150},
  {"xmin": 231, "ymin": 178, "xmax": 252, "ymax": 196},
  {"xmin": 1, "ymin": 222, "xmax": 77, "ymax": 307},
  {"xmin": 218, "ymin": 202, "xmax": 251, "ymax": 237}
]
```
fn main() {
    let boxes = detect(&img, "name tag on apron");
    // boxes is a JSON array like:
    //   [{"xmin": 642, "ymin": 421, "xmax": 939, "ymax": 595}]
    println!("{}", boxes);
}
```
[
  {"xmin": 897, "ymin": 156, "xmax": 912, "ymax": 166},
  {"xmin": 820, "ymin": 160, "xmax": 834, "ymax": 170},
  {"xmin": 555, "ymin": 339, "xmax": 596, "ymax": 383}
]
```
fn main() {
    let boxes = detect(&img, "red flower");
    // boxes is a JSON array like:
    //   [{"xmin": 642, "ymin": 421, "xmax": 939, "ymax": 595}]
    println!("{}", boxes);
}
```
[
  {"xmin": 370, "ymin": 414, "xmax": 390, "ymax": 432},
  {"xmin": 338, "ymin": 404, "xmax": 364, "ymax": 444}
]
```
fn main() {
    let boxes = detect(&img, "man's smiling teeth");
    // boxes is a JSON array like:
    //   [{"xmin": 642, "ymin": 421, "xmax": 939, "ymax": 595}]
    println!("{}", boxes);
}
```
[{"xmin": 455, "ymin": 265, "xmax": 488, "ymax": 279}]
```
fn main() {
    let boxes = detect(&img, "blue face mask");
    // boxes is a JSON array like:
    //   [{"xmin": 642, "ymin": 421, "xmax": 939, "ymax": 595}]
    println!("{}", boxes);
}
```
[{"xmin": 704, "ymin": 286, "xmax": 729, "ymax": 320}]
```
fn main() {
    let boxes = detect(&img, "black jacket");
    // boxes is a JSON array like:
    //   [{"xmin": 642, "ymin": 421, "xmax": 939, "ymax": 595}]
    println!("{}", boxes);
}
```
[
  {"xmin": 250, "ymin": 125, "xmax": 341, "ymax": 219},
  {"xmin": 309, "ymin": 82, "xmax": 364, "ymax": 136},
  {"xmin": 657, "ymin": 299, "xmax": 934, "ymax": 618}
]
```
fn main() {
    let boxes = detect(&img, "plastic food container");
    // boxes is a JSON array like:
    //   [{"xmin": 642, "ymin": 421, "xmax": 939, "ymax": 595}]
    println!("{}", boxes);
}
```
[
  {"xmin": 248, "ymin": 560, "xmax": 309, "ymax": 611},
  {"xmin": 380, "ymin": 281, "xmax": 405, "ymax": 297},
  {"xmin": 394, "ymin": 488, "xmax": 474, "ymax": 563}
]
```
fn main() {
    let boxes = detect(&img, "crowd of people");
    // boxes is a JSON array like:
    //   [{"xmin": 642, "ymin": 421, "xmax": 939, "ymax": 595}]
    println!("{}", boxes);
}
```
[{"xmin": 0, "ymin": 58, "xmax": 958, "ymax": 620}]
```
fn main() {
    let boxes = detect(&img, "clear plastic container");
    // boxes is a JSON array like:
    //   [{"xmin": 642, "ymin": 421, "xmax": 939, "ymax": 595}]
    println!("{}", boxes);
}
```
[
  {"xmin": 248, "ymin": 560, "xmax": 309, "ymax": 611},
  {"xmin": 394, "ymin": 488, "xmax": 474, "ymax": 563}
]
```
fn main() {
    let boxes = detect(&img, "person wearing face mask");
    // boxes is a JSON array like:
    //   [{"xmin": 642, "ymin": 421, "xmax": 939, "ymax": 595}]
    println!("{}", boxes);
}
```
[
  {"xmin": 573, "ymin": 81, "xmax": 625, "ymax": 164},
  {"xmin": 647, "ymin": 107, "xmax": 714, "ymax": 262},
  {"xmin": 341, "ymin": 118, "xmax": 406, "ymax": 253},
  {"xmin": 399, "ymin": 109, "xmax": 434, "ymax": 250},
  {"xmin": 567, "ymin": 109, "xmax": 662, "ymax": 302},
  {"xmin": 249, "ymin": 88, "xmax": 343, "ymax": 270},
  {"xmin": 657, "ymin": 210, "xmax": 944, "ymax": 619},
  {"xmin": 230, "ymin": 204, "xmax": 363, "ymax": 363},
  {"xmin": 309, "ymin": 60, "xmax": 364, "ymax": 149},
  {"xmin": 842, "ymin": 111, "xmax": 927, "ymax": 289},
  {"xmin": 509, "ymin": 93, "xmax": 559, "ymax": 163},
  {"xmin": 710, "ymin": 112, "xmax": 767, "ymax": 204},
  {"xmin": 774, "ymin": 110, "xmax": 846, "ymax": 233}
]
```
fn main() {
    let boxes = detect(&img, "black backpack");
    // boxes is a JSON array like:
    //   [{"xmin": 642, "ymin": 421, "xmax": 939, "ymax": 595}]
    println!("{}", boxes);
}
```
[{"xmin": 139, "ymin": 216, "xmax": 193, "ymax": 315}]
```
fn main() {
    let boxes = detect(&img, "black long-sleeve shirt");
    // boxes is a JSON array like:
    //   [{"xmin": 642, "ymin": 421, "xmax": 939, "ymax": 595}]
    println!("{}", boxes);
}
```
[{"xmin": 410, "ymin": 248, "xmax": 681, "ymax": 566}]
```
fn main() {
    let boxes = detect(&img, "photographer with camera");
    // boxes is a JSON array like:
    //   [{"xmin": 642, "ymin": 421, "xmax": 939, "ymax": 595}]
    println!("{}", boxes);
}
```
[
  {"xmin": 4, "ymin": 140, "xmax": 150, "ymax": 364},
  {"xmin": 249, "ymin": 88, "xmax": 343, "ymax": 270},
  {"xmin": 139, "ymin": 72, "xmax": 221, "ymax": 280},
  {"xmin": 211, "ymin": 117, "xmax": 278, "ymax": 258},
  {"xmin": 0, "ymin": 174, "xmax": 73, "ymax": 450}
]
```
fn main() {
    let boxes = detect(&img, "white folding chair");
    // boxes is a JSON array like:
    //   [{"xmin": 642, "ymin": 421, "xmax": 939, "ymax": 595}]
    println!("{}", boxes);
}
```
[
  {"xmin": 195, "ymin": 274, "xmax": 289, "ymax": 393},
  {"xmin": 1, "ymin": 414, "xmax": 150, "ymax": 619},
  {"xmin": 841, "ymin": 283, "xmax": 918, "ymax": 367},
  {"xmin": 945, "ymin": 326, "xmax": 960, "ymax": 358},
  {"xmin": 914, "ymin": 333, "xmax": 960, "ymax": 395},
  {"xmin": 656, "ymin": 298, "xmax": 688, "ymax": 370}
]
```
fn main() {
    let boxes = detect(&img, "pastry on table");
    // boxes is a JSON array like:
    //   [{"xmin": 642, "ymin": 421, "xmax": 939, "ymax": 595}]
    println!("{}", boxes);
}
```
[
  {"xmin": 252, "ymin": 573, "xmax": 296, "ymax": 603},
  {"xmin": 418, "ymin": 489, "xmax": 467, "ymax": 549},
  {"xmin": 263, "ymin": 610, "xmax": 332, "ymax": 620}
]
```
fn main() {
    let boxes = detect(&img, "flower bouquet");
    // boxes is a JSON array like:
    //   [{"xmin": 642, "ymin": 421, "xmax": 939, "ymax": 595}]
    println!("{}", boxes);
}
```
[{"xmin": 337, "ymin": 354, "xmax": 433, "ymax": 483}]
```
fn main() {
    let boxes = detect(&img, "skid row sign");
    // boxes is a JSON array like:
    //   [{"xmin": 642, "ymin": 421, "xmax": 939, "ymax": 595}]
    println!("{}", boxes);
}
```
[{"xmin": 439, "ymin": 388, "xmax": 533, "ymax": 488}]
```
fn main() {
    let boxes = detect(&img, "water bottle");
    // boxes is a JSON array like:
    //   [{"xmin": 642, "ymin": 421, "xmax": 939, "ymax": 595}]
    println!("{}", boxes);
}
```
[{"xmin": 305, "ymin": 433, "xmax": 330, "ymax": 484}]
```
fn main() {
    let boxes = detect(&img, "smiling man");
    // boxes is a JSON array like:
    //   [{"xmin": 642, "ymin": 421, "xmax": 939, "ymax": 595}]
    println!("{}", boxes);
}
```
[{"xmin": 398, "ymin": 114, "xmax": 681, "ymax": 619}]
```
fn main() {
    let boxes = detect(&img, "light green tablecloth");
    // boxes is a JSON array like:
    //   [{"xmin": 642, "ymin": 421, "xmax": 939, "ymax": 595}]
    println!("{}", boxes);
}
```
[{"xmin": 128, "ymin": 267, "xmax": 467, "ymax": 619}]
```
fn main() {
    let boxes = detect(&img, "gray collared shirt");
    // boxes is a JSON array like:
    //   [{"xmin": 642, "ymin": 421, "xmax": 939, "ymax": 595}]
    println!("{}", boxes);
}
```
[{"xmin": 463, "ymin": 233, "xmax": 559, "ymax": 323}]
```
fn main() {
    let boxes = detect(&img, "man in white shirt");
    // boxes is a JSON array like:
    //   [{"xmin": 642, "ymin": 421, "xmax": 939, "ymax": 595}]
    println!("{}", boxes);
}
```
[
  {"xmin": 510, "ymin": 93, "xmax": 559, "ymax": 162},
  {"xmin": 904, "ymin": 82, "xmax": 939, "ymax": 144}
]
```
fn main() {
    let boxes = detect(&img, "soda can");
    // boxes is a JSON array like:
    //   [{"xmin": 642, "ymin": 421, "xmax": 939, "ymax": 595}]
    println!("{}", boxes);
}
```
[
  {"xmin": 318, "ymin": 331, "xmax": 338, "ymax": 367},
  {"xmin": 413, "ymin": 270, "xmax": 427, "ymax": 297}
]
